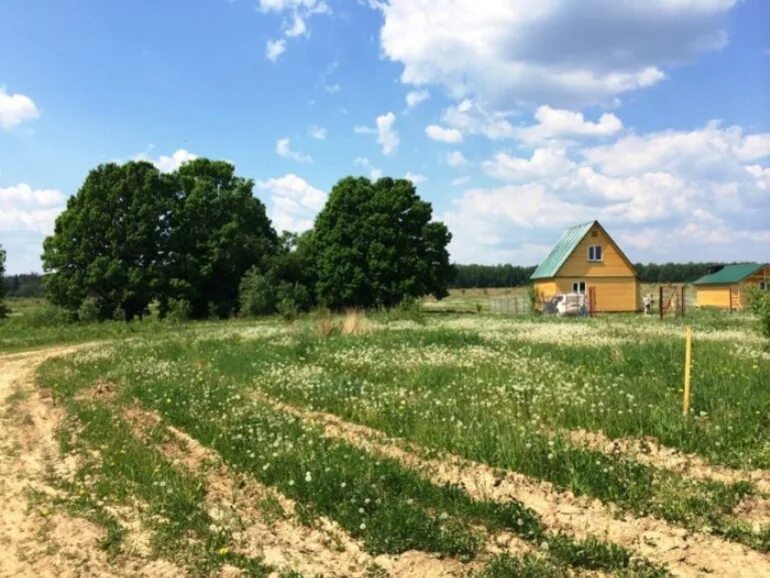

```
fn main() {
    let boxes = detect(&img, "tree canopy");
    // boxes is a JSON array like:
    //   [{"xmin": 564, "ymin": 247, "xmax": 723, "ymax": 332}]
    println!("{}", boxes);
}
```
[
  {"xmin": 42, "ymin": 159, "xmax": 277, "ymax": 320},
  {"xmin": 313, "ymin": 177, "xmax": 452, "ymax": 309},
  {"xmin": 42, "ymin": 161, "xmax": 173, "ymax": 320},
  {"xmin": 162, "ymin": 159, "xmax": 277, "ymax": 318}
]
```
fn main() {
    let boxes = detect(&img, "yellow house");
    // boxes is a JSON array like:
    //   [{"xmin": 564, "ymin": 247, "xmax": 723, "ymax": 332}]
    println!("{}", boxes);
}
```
[
  {"xmin": 530, "ymin": 221, "xmax": 640, "ymax": 312},
  {"xmin": 693, "ymin": 263, "xmax": 769, "ymax": 311}
]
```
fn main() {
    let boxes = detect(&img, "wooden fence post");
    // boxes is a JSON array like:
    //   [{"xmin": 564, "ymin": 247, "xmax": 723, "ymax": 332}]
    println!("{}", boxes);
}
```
[
  {"xmin": 659, "ymin": 286, "xmax": 664, "ymax": 320},
  {"xmin": 683, "ymin": 327, "xmax": 693, "ymax": 416}
]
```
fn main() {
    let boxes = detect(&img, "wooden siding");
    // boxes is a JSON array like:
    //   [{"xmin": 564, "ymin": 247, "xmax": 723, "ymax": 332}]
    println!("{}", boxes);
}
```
[
  {"xmin": 696, "ymin": 286, "xmax": 731, "ymax": 309},
  {"xmin": 558, "ymin": 224, "xmax": 636, "ymax": 278},
  {"xmin": 696, "ymin": 267, "xmax": 769, "ymax": 310},
  {"xmin": 534, "ymin": 277, "xmax": 639, "ymax": 312}
]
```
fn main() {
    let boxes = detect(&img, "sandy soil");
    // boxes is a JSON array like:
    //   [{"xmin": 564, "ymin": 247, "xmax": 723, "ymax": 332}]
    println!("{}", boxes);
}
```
[
  {"xmin": 0, "ymin": 347, "xmax": 182, "ymax": 578},
  {"xmin": 262, "ymin": 395, "xmax": 770, "ymax": 578},
  {"xmin": 122, "ymin": 404, "xmax": 479, "ymax": 578},
  {"xmin": 564, "ymin": 428, "xmax": 770, "ymax": 493}
]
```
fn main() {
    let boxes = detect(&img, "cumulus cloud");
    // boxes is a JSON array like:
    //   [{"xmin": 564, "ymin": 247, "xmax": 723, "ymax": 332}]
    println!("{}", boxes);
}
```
[
  {"xmin": 425, "ymin": 124, "xmax": 463, "ymax": 144},
  {"xmin": 377, "ymin": 0, "xmax": 736, "ymax": 109},
  {"xmin": 257, "ymin": 173, "xmax": 326, "ymax": 233},
  {"xmin": 134, "ymin": 148, "xmax": 198, "ymax": 173},
  {"xmin": 0, "ymin": 89, "xmax": 40, "ymax": 129},
  {"xmin": 354, "ymin": 113, "xmax": 399, "ymax": 154},
  {"xmin": 444, "ymin": 122, "xmax": 770, "ymax": 264},
  {"xmin": 446, "ymin": 151, "xmax": 468, "ymax": 167},
  {"xmin": 376, "ymin": 112, "xmax": 399, "ymax": 155},
  {"xmin": 259, "ymin": 0, "xmax": 330, "ymax": 61},
  {"xmin": 309, "ymin": 125, "xmax": 327, "ymax": 140},
  {"xmin": 442, "ymin": 100, "xmax": 515, "ymax": 140},
  {"xmin": 406, "ymin": 89, "xmax": 430, "ymax": 108},
  {"xmin": 266, "ymin": 39, "xmax": 287, "ymax": 62},
  {"xmin": 354, "ymin": 157, "xmax": 382, "ymax": 180},
  {"xmin": 0, "ymin": 183, "xmax": 66, "ymax": 272},
  {"xmin": 404, "ymin": 171, "xmax": 427, "ymax": 184},
  {"xmin": 276, "ymin": 137, "xmax": 312, "ymax": 163},
  {"xmin": 517, "ymin": 105, "xmax": 623, "ymax": 144}
]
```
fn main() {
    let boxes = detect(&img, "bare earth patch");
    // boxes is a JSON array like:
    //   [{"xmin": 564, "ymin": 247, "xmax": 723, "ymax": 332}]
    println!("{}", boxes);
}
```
[
  {"xmin": 564, "ymin": 428, "xmax": 770, "ymax": 493},
  {"xmin": 0, "ymin": 347, "xmax": 184, "ymax": 578},
  {"xmin": 122, "ymin": 405, "xmax": 477, "ymax": 577},
  {"xmin": 261, "ymin": 395, "xmax": 770, "ymax": 578}
]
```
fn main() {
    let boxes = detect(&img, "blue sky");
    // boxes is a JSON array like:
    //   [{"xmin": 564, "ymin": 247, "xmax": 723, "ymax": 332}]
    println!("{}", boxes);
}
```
[{"xmin": 1, "ymin": 0, "xmax": 769, "ymax": 274}]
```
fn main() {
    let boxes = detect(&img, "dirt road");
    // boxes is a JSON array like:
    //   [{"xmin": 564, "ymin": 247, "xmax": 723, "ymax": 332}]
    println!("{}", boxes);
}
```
[{"xmin": 0, "ymin": 346, "xmax": 130, "ymax": 578}]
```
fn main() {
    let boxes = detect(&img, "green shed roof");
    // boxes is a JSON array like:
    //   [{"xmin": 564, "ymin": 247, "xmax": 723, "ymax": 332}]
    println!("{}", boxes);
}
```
[
  {"xmin": 693, "ymin": 263, "xmax": 766, "ymax": 286},
  {"xmin": 530, "ymin": 221, "xmax": 595, "ymax": 280}
]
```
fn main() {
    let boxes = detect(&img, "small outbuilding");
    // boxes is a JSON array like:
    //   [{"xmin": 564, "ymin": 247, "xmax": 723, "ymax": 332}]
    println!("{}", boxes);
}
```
[
  {"xmin": 693, "ymin": 263, "xmax": 769, "ymax": 311},
  {"xmin": 531, "ymin": 221, "xmax": 640, "ymax": 312}
]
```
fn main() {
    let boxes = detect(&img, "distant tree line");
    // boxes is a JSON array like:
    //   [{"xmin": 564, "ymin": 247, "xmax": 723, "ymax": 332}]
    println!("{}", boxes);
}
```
[
  {"xmin": 3, "ymin": 273, "xmax": 45, "ymax": 298},
  {"xmin": 39, "ymin": 159, "xmax": 452, "ymax": 321},
  {"xmin": 450, "ymin": 264, "xmax": 537, "ymax": 288},
  {"xmin": 0, "ymin": 246, "xmax": 8, "ymax": 318},
  {"xmin": 450, "ymin": 262, "xmax": 734, "ymax": 288},
  {"xmin": 633, "ymin": 262, "xmax": 729, "ymax": 283}
]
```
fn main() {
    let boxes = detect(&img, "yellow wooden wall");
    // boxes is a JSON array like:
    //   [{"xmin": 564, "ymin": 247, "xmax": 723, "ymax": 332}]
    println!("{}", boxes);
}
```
[
  {"xmin": 534, "ymin": 277, "xmax": 640, "ymax": 312},
  {"xmin": 696, "ymin": 267, "xmax": 769, "ymax": 310},
  {"xmin": 558, "ymin": 224, "xmax": 636, "ymax": 278},
  {"xmin": 696, "ymin": 286, "xmax": 731, "ymax": 309}
]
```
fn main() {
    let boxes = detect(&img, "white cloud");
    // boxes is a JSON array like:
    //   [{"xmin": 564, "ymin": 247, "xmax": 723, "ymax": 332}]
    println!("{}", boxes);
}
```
[
  {"xmin": 354, "ymin": 157, "xmax": 382, "ymax": 180},
  {"xmin": 442, "ymin": 100, "xmax": 515, "ymax": 140},
  {"xmin": 0, "ymin": 89, "xmax": 40, "ymax": 129},
  {"xmin": 444, "ymin": 122, "xmax": 770, "ymax": 264},
  {"xmin": 376, "ymin": 112, "xmax": 399, "ymax": 155},
  {"xmin": 134, "ymin": 148, "xmax": 198, "ymax": 173},
  {"xmin": 517, "ymin": 105, "xmax": 623, "ymax": 143},
  {"xmin": 276, "ymin": 137, "xmax": 312, "ymax": 163},
  {"xmin": 451, "ymin": 176, "xmax": 471, "ymax": 187},
  {"xmin": 446, "ymin": 151, "xmax": 468, "ymax": 167},
  {"xmin": 406, "ymin": 89, "xmax": 430, "ymax": 108},
  {"xmin": 426, "ymin": 124, "xmax": 463, "ymax": 144},
  {"xmin": 258, "ymin": 173, "xmax": 326, "ymax": 233},
  {"xmin": 377, "ymin": 0, "xmax": 736, "ymax": 109},
  {"xmin": 0, "ymin": 183, "xmax": 65, "ymax": 236},
  {"xmin": 404, "ymin": 171, "xmax": 427, "ymax": 184},
  {"xmin": 266, "ymin": 39, "xmax": 287, "ymax": 62},
  {"xmin": 309, "ymin": 125, "xmax": 327, "ymax": 140},
  {"xmin": 483, "ymin": 146, "xmax": 575, "ymax": 182},
  {"xmin": 259, "ymin": 0, "xmax": 330, "ymax": 61}
]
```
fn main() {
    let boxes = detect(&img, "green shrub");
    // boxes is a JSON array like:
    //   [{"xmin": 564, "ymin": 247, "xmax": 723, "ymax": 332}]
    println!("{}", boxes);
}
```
[
  {"xmin": 239, "ymin": 269, "xmax": 275, "ymax": 317},
  {"xmin": 166, "ymin": 298, "xmax": 192, "ymax": 322},
  {"xmin": 746, "ymin": 287, "xmax": 770, "ymax": 338},
  {"xmin": 77, "ymin": 297, "xmax": 101, "ymax": 323}
]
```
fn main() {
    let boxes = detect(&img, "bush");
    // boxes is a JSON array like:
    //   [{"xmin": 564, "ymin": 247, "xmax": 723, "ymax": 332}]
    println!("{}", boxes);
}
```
[
  {"xmin": 166, "ymin": 298, "xmax": 192, "ymax": 322},
  {"xmin": 239, "ymin": 269, "xmax": 275, "ymax": 317},
  {"xmin": 23, "ymin": 303, "xmax": 74, "ymax": 327},
  {"xmin": 275, "ymin": 282, "xmax": 312, "ymax": 320},
  {"xmin": 746, "ymin": 287, "xmax": 770, "ymax": 338},
  {"xmin": 77, "ymin": 297, "xmax": 101, "ymax": 323}
]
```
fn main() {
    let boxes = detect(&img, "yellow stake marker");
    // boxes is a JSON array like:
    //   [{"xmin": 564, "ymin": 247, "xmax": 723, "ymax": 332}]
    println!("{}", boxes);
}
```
[{"xmin": 683, "ymin": 326, "xmax": 692, "ymax": 416}]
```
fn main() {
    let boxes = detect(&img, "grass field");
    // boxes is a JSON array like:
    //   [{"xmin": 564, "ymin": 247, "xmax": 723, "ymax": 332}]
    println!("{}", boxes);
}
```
[{"xmin": 1, "ymin": 295, "xmax": 764, "ymax": 576}]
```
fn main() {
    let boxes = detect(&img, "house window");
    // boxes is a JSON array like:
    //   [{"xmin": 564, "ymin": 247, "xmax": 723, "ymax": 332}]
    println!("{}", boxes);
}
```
[
  {"xmin": 572, "ymin": 281, "xmax": 586, "ymax": 294},
  {"xmin": 588, "ymin": 245, "xmax": 603, "ymax": 262},
  {"xmin": 761, "ymin": 280, "xmax": 768, "ymax": 291}
]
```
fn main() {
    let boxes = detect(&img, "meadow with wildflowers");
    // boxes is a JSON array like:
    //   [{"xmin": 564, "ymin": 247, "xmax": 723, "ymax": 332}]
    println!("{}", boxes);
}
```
[{"xmin": 29, "ymin": 309, "xmax": 770, "ymax": 575}]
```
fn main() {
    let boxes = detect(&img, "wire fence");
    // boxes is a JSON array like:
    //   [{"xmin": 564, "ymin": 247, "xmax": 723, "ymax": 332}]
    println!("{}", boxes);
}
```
[{"xmin": 488, "ymin": 297, "xmax": 531, "ymax": 316}]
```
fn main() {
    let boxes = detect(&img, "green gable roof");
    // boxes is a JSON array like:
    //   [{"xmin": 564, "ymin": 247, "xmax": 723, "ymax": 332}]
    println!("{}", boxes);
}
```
[
  {"xmin": 530, "ymin": 221, "xmax": 595, "ymax": 280},
  {"xmin": 693, "ymin": 263, "xmax": 766, "ymax": 286}
]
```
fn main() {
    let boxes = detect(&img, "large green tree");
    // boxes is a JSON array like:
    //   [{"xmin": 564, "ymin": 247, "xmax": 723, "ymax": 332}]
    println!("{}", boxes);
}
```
[
  {"xmin": 42, "ymin": 162, "xmax": 174, "ymax": 320},
  {"xmin": 163, "ymin": 159, "xmax": 277, "ymax": 318},
  {"xmin": 0, "ymin": 245, "xmax": 9, "ymax": 318},
  {"xmin": 313, "ymin": 176, "xmax": 452, "ymax": 309}
]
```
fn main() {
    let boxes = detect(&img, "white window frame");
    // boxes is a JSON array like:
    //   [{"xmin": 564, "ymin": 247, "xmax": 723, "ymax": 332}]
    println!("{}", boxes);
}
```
[
  {"xmin": 588, "ymin": 245, "xmax": 603, "ymax": 262},
  {"xmin": 572, "ymin": 281, "xmax": 586, "ymax": 294}
]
